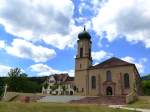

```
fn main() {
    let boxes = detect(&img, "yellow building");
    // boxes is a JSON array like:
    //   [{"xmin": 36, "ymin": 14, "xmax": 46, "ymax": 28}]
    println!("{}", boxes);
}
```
[{"xmin": 74, "ymin": 27, "xmax": 141, "ymax": 103}]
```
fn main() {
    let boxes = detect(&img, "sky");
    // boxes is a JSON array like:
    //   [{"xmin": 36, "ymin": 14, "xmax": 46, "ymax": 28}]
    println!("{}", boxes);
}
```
[{"xmin": 0, "ymin": 0, "xmax": 150, "ymax": 77}]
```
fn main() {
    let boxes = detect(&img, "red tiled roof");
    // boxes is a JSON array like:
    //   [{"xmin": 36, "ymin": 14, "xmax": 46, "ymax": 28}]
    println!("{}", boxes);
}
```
[
  {"xmin": 53, "ymin": 73, "xmax": 68, "ymax": 82},
  {"xmin": 49, "ymin": 73, "xmax": 74, "ymax": 84},
  {"xmin": 90, "ymin": 57, "xmax": 134, "ymax": 69}
]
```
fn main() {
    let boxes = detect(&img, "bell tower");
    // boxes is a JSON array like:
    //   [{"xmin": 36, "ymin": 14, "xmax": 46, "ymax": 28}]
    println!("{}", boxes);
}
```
[
  {"xmin": 75, "ymin": 26, "xmax": 92, "ymax": 70},
  {"xmin": 75, "ymin": 26, "xmax": 92, "ymax": 95}
]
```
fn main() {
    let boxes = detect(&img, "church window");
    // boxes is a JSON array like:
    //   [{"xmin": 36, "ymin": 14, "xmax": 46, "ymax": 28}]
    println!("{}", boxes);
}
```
[
  {"xmin": 89, "ymin": 48, "xmax": 91, "ymax": 57},
  {"xmin": 91, "ymin": 76, "xmax": 96, "ymax": 89},
  {"xmin": 106, "ymin": 71, "xmax": 112, "ymax": 81},
  {"xmin": 82, "ymin": 88, "xmax": 84, "ymax": 92},
  {"xmin": 124, "ymin": 73, "xmax": 130, "ymax": 88},
  {"xmin": 73, "ymin": 86, "xmax": 77, "ymax": 91},
  {"xmin": 80, "ymin": 64, "xmax": 82, "ymax": 68},
  {"xmin": 80, "ymin": 48, "xmax": 83, "ymax": 57}
]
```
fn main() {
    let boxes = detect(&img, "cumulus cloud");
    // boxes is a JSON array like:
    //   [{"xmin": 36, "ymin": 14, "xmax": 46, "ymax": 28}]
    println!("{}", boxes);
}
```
[
  {"xmin": 5, "ymin": 39, "xmax": 56, "ymax": 62},
  {"xmin": 92, "ymin": 0, "xmax": 150, "ymax": 48},
  {"xmin": 0, "ymin": 64, "xmax": 11, "ymax": 76},
  {"xmin": 0, "ymin": 0, "xmax": 81, "ymax": 49},
  {"xmin": 79, "ymin": 2, "xmax": 91, "ymax": 16},
  {"xmin": 30, "ymin": 63, "xmax": 74, "ymax": 76},
  {"xmin": 90, "ymin": 0, "xmax": 106, "ymax": 14},
  {"xmin": 0, "ymin": 40, "xmax": 5, "ymax": 49},
  {"xmin": 79, "ymin": 0, "xmax": 105, "ymax": 17},
  {"xmin": 42, "ymin": 25, "xmax": 82, "ymax": 49},
  {"xmin": 122, "ymin": 56, "xmax": 147, "ymax": 73},
  {"xmin": 92, "ymin": 50, "xmax": 113, "ymax": 61}
]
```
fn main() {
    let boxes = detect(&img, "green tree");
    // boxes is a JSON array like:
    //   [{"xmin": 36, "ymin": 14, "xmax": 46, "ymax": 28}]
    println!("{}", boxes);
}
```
[
  {"xmin": 6, "ymin": 68, "xmax": 41, "ymax": 93},
  {"xmin": 142, "ymin": 80, "xmax": 150, "ymax": 95},
  {"xmin": 43, "ymin": 82, "xmax": 48, "ymax": 89},
  {"xmin": 8, "ymin": 68, "xmax": 21, "ymax": 77},
  {"xmin": 0, "ymin": 77, "xmax": 5, "ymax": 97},
  {"xmin": 6, "ymin": 68, "xmax": 24, "ymax": 91},
  {"xmin": 50, "ymin": 84, "xmax": 58, "ymax": 91}
]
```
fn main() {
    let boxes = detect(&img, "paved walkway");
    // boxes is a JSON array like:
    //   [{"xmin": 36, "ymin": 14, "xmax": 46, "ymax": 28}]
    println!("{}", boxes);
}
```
[
  {"xmin": 38, "ymin": 96, "xmax": 85, "ymax": 103},
  {"xmin": 109, "ymin": 105, "xmax": 150, "ymax": 112}
]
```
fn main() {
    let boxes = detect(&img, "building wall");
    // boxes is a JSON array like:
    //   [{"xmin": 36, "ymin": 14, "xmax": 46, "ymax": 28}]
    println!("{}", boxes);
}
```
[
  {"xmin": 75, "ymin": 70, "xmax": 89, "ymax": 95},
  {"xmin": 98, "ymin": 66, "xmax": 134, "ymax": 95},
  {"xmin": 88, "ymin": 69, "xmax": 100, "ymax": 96},
  {"xmin": 75, "ymin": 58, "xmax": 92, "ymax": 71},
  {"xmin": 75, "ymin": 65, "xmax": 138, "ymax": 96}
]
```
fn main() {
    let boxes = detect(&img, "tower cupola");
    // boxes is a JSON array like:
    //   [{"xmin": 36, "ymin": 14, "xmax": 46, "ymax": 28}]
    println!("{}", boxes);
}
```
[{"xmin": 78, "ymin": 26, "xmax": 91, "ymax": 40}]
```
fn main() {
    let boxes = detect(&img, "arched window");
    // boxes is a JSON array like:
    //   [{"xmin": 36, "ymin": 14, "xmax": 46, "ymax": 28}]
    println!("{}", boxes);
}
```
[
  {"xmin": 91, "ymin": 76, "xmax": 96, "ymax": 89},
  {"xmin": 106, "ymin": 71, "xmax": 112, "ymax": 81},
  {"xmin": 80, "ymin": 48, "xmax": 83, "ymax": 57},
  {"xmin": 89, "ymin": 48, "xmax": 91, "ymax": 57},
  {"xmin": 80, "ymin": 64, "xmax": 82, "ymax": 68},
  {"xmin": 124, "ymin": 73, "xmax": 130, "ymax": 88}
]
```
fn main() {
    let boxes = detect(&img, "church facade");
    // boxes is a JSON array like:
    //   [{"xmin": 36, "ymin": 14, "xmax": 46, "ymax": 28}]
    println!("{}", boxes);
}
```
[{"xmin": 74, "ymin": 28, "xmax": 141, "ymax": 103}]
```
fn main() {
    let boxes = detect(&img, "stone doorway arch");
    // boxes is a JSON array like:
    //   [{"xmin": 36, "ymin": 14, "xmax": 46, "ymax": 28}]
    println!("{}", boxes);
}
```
[
  {"xmin": 70, "ymin": 91, "xmax": 73, "ymax": 95},
  {"xmin": 103, "ymin": 81, "xmax": 116, "ymax": 96},
  {"xmin": 106, "ymin": 86, "xmax": 113, "ymax": 95}
]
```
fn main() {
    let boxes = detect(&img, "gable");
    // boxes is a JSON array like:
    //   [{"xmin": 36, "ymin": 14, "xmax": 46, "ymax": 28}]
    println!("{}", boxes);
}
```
[
  {"xmin": 90, "ymin": 57, "xmax": 134, "ymax": 69},
  {"xmin": 48, "ymin": 75, "xmax": 56, "ymax": 83}
]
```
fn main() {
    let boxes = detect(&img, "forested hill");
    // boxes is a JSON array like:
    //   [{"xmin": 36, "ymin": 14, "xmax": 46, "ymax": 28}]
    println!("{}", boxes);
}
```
[
  {"xmin": 28, "ymin": 76, "xmax": 48, "ymax": 84},
  {"xmin": 0, "ymin": 74, "xmax": 150, "ymax": 83},
  {"xmin": 0, "ymin": 76, "xmax": 48, "ymax": 84},
  {"xmin": 142, "ymin": 74, "xmax": 150, "ymax": 80}
]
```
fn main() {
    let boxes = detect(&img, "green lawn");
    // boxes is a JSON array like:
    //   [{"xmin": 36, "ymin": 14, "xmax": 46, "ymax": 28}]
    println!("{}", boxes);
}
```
[
  {"xmin": 0, "ymin": 102, "xmax": 134, "ymax": 112},
  {"xmin": 127, "ymin": 96, "xmax": 150, "ymax": 109}
]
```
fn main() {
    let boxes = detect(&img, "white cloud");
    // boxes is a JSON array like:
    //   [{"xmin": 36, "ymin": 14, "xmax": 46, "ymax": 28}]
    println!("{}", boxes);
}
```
[
  {"xmin": 122, "ymin": 56, "xmax": 135, "ymax": 63},
  {"xmin": 5, "ymin": 39, "xmax": 56, "ymax": 62},
  {"xmin": 0, "ymin": 64, "xmax": 25, "ymax": 76},
  {"xmin": 75, "ymin": 17, "xmax": 87, "ymax": 25},
  {"xmin": 30, "ymin": 63, "xmax": 74, "ymax": 76},
  {"xmin": 92, "ymin": 0, "xmax": 150, "ymax": 48},
  {"xmin": 79, "ymin": 0, "xmax": 105, "ymax": 16},
  {"xmin": 90, "ymin": 0, "xmax": 106, "ymax": 14},
  {"xmin": 0, "ymin": 64, "xmax": 11, "ymax": 76},
  {"xmin": 42, "ymin": 25, "xmax": 82, "ymax": 49},
  {"xmin": 0, "ymin": 0, "xmax": 81, "ymax": 49},
  {"xmin": 122, "ymin": 56, "xmax": 147, "ymax": 73},
  {"xmin": 92, "ymin": 50, "xmax": 113, "ymax": 61},
  {"xmin": 93, "ymin": 62, "xmax": 99, "ymax": 65},
  {"xmin": 0, "ymin": 40, "xmax": 5, "ymax": 49},
  {"xmin": 79, "ymin": 2, "xmax": 90, "ymax": 16}
]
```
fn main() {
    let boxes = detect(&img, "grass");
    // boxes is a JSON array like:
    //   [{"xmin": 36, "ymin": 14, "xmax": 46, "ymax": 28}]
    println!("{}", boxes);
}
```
[
  {"xmin": 127, "ymin": 96, "xmax": 150, "ymax": 109},
  {"xmin": 0, "ymin": 102, "xmax": 134, "ymax": 112}
]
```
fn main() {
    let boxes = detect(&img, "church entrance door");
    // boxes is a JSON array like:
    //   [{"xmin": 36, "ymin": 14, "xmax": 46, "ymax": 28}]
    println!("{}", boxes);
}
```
[{"xmin": 106, "ymin": 86, "xmax": 113, "ymax": 95}]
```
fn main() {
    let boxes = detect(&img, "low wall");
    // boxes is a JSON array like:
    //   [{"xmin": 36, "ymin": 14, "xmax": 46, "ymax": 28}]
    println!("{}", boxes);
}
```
[
  {"xmin": 2, "ymin": 92, "xmax": 19, "ymax": 101},
  {"xmin": 126, "ymin": 92, "xmax": 137, "ymax": 103},
  {"xmin": 2, "ymin": 92, "xmax": 43, "ymax": 102},
  {"xmin": 138, "ymin": 96, "xmax": 150, "ymax": 101}
]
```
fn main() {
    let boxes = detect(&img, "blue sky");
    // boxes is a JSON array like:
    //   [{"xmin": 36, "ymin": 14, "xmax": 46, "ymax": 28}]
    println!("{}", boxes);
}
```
[{"xmin": 0, "ymin": 0, "xmax": 150, "ymax": 77}]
